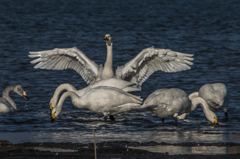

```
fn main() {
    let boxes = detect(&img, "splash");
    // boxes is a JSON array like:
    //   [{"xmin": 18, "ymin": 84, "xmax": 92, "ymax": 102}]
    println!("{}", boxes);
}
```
[{"xmin": 24, "ymin": 101, "xmax": 29, "ymax": 110}]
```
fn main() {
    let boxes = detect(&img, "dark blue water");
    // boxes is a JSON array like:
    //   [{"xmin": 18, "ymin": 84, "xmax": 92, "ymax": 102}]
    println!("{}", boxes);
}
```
[{"xmin": 0, "ymin": 0, "xmax": 240, "ymax": 144}]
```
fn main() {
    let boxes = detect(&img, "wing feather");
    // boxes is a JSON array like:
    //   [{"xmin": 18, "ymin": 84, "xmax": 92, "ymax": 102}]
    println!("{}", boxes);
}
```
[
  {"xmin": 116, "ymin": 47, "xmax": 194, "ymax": 86},
  {"xmin": 29, "ymin": 47, "xmax": 100, "ymax": 84}
]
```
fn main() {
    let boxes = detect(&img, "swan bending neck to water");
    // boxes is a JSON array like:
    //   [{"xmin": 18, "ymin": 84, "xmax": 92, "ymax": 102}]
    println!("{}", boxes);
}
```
[
  {"xmin": 190, "ymin": 97, "xmax": 218, "ymax": 125},
  {"xmin": 0, "ymin": 85, "xmax": 29, "ymax": 113},
  {"xmin": 49, "ymin": 78, "xmax": 141, "ymax": 109},
  {"xmin": 29, "ymin": 34, "xmax": 194, "ymax": 87},
  {"xmin": 142, "ymin": 88, "xmax": 218, "ymax": 126},
  {"xmin": 51, "ymin": 86, "xmax": 142, "ymax": 121},
  {"xmin": 179, "ymin": 83, "xmax": 228, "ymax": 120}
]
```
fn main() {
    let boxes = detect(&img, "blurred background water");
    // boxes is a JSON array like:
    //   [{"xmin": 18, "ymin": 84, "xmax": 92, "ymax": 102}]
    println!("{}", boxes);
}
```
[{"xmin": 0, "ymin": 0, "xmax": 239, "ymax": 144}]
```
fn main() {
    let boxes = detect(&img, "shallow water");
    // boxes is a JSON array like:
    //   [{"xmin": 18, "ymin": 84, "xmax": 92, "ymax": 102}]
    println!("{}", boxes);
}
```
[
  {"xmin": 0, "ymin": 0, "xmax": 240, "ymax": 145},
  {"xmin": 130, "ymin": 145, "xmax": 240, "ymax": 155}
]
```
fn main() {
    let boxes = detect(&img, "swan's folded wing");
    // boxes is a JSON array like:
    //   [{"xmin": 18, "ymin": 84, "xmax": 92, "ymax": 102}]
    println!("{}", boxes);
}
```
[
  {"xmin": 29, "ymin": 47, "xmax": 100, "ymax": 84},
  {"xmin": 115, "ymin": 47, "xmax": 194, "ymax": 86}
]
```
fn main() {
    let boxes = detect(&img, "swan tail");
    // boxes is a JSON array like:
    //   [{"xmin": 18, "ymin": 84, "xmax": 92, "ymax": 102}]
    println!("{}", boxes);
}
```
[
  {"xmin": 141, "ymin": 104, "xmax": 157, "ymax": 109},
  {"xmin": 177, "ymin": 113, "xmax": 188, "ymax": 119},
  {"xmin": 116, "ymin": 103, "xmax": 142, "ymax": 113}
]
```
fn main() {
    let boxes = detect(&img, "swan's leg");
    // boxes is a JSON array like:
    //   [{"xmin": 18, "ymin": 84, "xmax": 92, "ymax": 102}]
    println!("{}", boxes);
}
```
[
  {"xmin": 110, "ymin": 115, "xmax": 115, "ymax": 121},
  {"xmin": 224, "ymin": 107, "xmax": 228, "ymax": 119},
  {"xmin": 225, "ymin": 112, "xmax": 228, "ymax": 119},
  {"xmin": 104, "ymin": 116, "xmax": 108, "ymax": 121},
  {"xmin": 174, "ymin": 117, "xmax": 178, "ymax": 127},
  {"xmin": 161, "ymin": 118, "xmax": 165, "ymax": 127}
]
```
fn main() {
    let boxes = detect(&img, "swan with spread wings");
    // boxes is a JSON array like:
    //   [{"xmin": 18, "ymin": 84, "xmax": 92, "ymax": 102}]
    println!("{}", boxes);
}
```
[{"xmin": 29, "ymin": 34, "xmax": 194, "ymax": 87}]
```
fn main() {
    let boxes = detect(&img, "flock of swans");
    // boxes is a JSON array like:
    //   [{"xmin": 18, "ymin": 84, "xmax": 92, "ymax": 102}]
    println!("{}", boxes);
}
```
[{"xmin": 0, "ymin": 34, "xmax": 228, "ymax": 127}]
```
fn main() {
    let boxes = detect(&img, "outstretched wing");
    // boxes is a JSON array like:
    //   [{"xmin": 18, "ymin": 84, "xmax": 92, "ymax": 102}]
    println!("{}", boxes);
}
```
[
  {"xmin": 115, "ymin": 47, "xmax": 194, "ymax": 86},
  {"xmin": 29, "ymin": 47, "xmax": 101, "ymax": 84}
]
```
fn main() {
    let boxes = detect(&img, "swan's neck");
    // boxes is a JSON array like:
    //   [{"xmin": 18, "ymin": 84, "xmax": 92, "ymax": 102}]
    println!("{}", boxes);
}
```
[
  {"xmin": 191, "ymin": 97, "xmax": 216, "ymax": 122},
  {"xmin": 102, "ymin": 43, "xmax": 114, "ymax": 79},
  {"xmin": 2, "ymin": 86, "xmax": 17, "ymax": 110},
  {"xmin": 189, "ymin": 92, "xmax": 199, "ymax": 100},
  {"xmin": 56, "ymin": 91, "xmax": 85, "ymax": 114},
  {"xmin": 50, "ymin": 83, "xmax": 77, "ymax": 107}
]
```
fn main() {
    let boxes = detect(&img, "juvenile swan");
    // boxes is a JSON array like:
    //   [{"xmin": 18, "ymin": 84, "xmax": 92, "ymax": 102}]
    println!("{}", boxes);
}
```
[
  {"xmin": 0, "ymin": 85, "xmax": 29, "ymax": 113},
  {"xmin": 51, "ymin": 86, "xmax": 142, "ymax": 121},
  {"xmin": 29, "ymin": 34, "xmax": 194, "ymax": 87},
  {"xmin": 142, "ymin": 88, "xmax": 218, "ymax": 126},
  {"xmin": 49, "ymin": 78, "xmax": 141, "ymax": 109},
  {"xmin": 183, "ymin": 83, "xmax": 229, "ymax": 119}
]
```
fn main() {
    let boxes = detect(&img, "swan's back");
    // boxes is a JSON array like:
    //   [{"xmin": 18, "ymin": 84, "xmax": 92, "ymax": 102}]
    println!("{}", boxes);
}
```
[
  {"xmin": 143, "ymin": 88, "xmax": 190, "ymax": 118},
  {"xmin": 81, "ymin": 86, "xmax": 142, "ymax": 107},
  {"xmin": 88, "ymin": 78, "xmax": 141, "ymax": 92},
  {"xmin": 78, "ymin": 86, "xmax": 142, "ymax": 115},
  {"xmin": 199, "ymin": 83, "xmax": 228, "ymax": 111}
]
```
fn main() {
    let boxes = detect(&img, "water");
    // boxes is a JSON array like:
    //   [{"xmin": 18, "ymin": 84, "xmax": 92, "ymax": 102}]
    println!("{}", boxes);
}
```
[
  {"xmin": 130, "ymin": 145, "xmax": 240, "ymax": 155},
  {"xmin": 0, "ymin": 0, "xmax": 240, "ymax": 146}
]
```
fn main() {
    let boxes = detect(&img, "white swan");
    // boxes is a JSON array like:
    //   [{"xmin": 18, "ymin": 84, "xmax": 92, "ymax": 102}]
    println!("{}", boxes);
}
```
[
  {"xmin": 29, "ymin": 34, "xmax": 194, "ymax": 87},
  {"xmin": 142, "ymin": 88, "xmax": 218, "ymax": 126},
  {"xmin": 0, "ymin": 85, "xmax": 29, "ymax": 113},
  {"xmin": 49, "ymin": 78, "xmax": 141, "ymax": 109},
  {"xmin": 51, "ymin": 86, "xmax": 142, "ymax": 121},
  {"xmin": 186, "ymin": 83, "xmax": 229, "ymax": 119}
]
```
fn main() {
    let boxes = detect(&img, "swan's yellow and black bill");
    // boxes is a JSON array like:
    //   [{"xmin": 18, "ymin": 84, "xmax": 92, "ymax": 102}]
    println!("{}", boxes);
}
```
[
  {"xmin": 50, "ymin": 104, "xmax": 53, "ymax": 110},
  {"xmin": 22, "ymin": 91, "xmax": 29, "ymax": 100},
  {"xmin": 214, "ymin": 117, "xmax": 219, "ymax": 126},
  {"xmin": 104, "ymin": 35, "xmax": 110, "ymax": 40},
  {"xmin": 51, "ymin": 113, "xmax": 56, "ymax": 119}
]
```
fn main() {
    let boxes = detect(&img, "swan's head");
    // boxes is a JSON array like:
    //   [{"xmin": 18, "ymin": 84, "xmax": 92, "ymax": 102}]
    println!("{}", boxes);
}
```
[
  {"xmin": 104, "ymin": 34, "xmax": 112, "ymax": 45},
  {"xmin": 14, "ymin": 85, "xmax": 29, "ymax": 101},
  {"xmin": 51, "ymin": 105, "xmax": 62, "ymax": 122},
  {"xmin": 206, "ymin": 111, "xmax": 219, "ymax": 126},
  {"xmin": 49, "ymin": 98, "xmax": 57, "ymax": 110}
]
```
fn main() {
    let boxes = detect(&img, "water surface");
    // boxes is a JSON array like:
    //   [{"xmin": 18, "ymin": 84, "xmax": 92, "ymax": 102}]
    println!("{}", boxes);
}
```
[{"xmin": 0, "ymin": 0, "xmax": 239, "ymax": 145}]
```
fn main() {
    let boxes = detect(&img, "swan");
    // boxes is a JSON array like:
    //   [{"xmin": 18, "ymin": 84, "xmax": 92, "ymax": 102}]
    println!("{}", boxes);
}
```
[
  {"xmin": 49, "ymin": 78, "xmax": 141, "ymax": 109},
  {"xmin": 141, "ymin": 88, "xmax": 218, "ymax": 126},
  {"xmin": 184, "ymin": 83, "xmax": 229, "ymax": 119},
  {"xmin": 50, "ymin": 86, "xmax": 142, "ymax": 121},
  {"xmin": 0, "ymin": 85, "xmax": 29, "ymax": 113},
  {"xmin": 29, "ymin": 34, "xmax": 194, "ymax": 87}
]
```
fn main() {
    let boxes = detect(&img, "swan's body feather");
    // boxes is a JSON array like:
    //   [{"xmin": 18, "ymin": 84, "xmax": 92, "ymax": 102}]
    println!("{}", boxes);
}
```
[
  {"xmin": 0, "ymin": 98, "xmax": 14, "ymax": 113},
  {"xmin": 116, "ymin": 48, "xmax": 193, "ymax": 86},
  {"xmin": 29, "ymin": 47, "xmax": 101, "ymax": 84},
  {"xmin": 142, "ymin": 88, "xmax": 218, "ymax": 125},
  {"xmin": 198, "ymin": 83, "xmax": 228, "ymax": 112},
  {"xmin": 50, "ymin": 78, "xmax": 141, "ymax": 109},
  {"xmin": 51, "ymin": 86, "xmax": 142, "ymax": 119},
  {"xmin": 142, "ymin": 88, "xmax": 190, "ymax": 118}
]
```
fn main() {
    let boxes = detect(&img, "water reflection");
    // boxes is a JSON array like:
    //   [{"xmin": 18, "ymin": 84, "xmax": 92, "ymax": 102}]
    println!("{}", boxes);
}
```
[
  {"xmin": 1, "ymin": 130, "xmax": 240, "ymax": 145},
  {"xmin": 130, "ymin": 145, "xmax": 237, "ymax": 155}
]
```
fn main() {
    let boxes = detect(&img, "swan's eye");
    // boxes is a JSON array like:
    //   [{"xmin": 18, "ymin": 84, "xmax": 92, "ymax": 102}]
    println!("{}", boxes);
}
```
[{"xmin": 17, "ymin": 87, "xmax": 22, "ymax": 92}]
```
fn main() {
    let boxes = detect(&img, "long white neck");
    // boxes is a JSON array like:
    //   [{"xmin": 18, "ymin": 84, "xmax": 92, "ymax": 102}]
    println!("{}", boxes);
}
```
[
  {"xmin": 189, "ymin": 92, "xmax": 199, "ymax": 100},
  {"xmin": 191, "ymin": 97, "xmax": 216, "ymax": 123},
  {"xmin": 2, "ymin": 86, "xmax": 17, "ymax": 110},
  {"xmin": 50, "ymin": 83, "xmax": 77, "ymax": 107},
  {"xmin": 55, "ymin": 91, "xmax": 86, "ymax": 117},
  {"xmin": 102, "ymin": 43, "xmax": 114, "ymax": 79}
]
